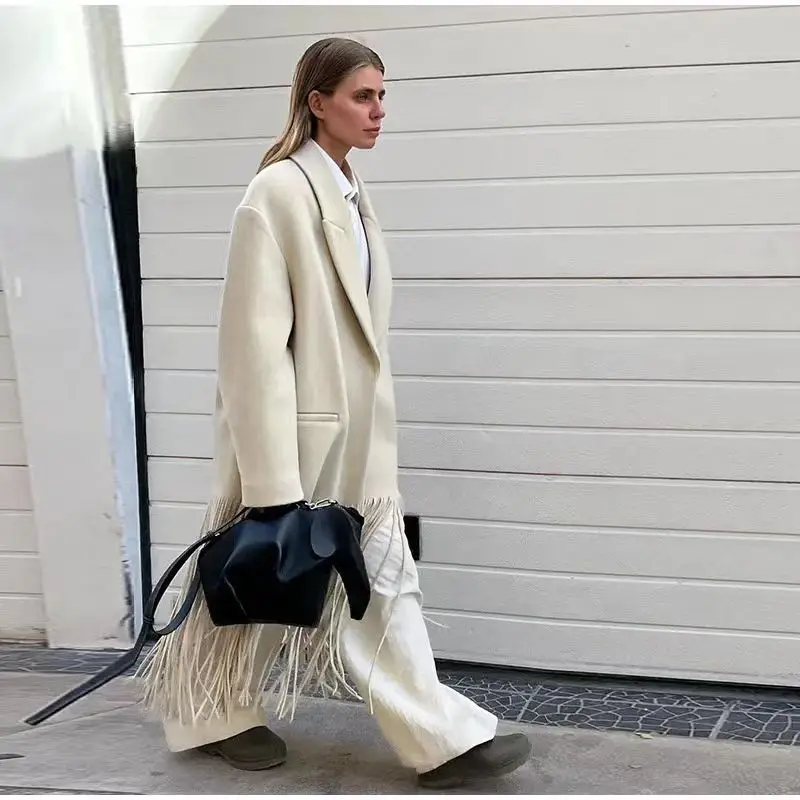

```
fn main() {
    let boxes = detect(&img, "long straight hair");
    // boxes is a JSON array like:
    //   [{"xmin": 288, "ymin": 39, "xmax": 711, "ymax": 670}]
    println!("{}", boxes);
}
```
[{"xmin": 257, "ymin": 38, "xmax": 384, "ymax": 173}]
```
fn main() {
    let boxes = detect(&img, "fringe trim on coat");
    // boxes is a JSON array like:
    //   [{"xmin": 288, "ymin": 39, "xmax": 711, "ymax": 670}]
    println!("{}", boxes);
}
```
[{"xmin": 135, "ymin": 495, "xmax": 401, "ymax": 727}]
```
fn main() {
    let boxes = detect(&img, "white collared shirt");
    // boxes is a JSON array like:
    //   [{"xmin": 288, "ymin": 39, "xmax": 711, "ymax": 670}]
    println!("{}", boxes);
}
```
[{"xmin": 312, "ymin": 140, "xmax": 371, "ymax": 290}]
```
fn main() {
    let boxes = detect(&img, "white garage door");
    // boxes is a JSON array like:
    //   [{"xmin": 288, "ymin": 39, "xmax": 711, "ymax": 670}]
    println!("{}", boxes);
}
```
[
  {"xmin": 123, "ymin": 5, "xmax": 800, "ymax": 686},
  {"xmin": 0, "ymin": 279, "xmax": 43, "ymax": 640}
]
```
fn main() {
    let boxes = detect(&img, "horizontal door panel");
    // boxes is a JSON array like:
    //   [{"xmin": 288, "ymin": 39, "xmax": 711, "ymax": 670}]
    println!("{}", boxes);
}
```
[
  {"xmin": 421, "ymin": 519, "xmax": 800, "ymax": 582},
  {"xmin": 401, "ymin": 469, "xmax": 800, "ymax": 535},
  {"xmin": 148, "ymin": 457, "xmax": 800, "ymax": 534},
  {"xmin": 125, "ymin": 8, "xmax": 800, "ymax": 93},
  {"xmin": 137, "ymin": 120, "xmax": 800, "ymax": 187},
  {"xmin": 132, "ymin": 62, "xmax": 800, "ymax": 142},
  {"xmin": 420, "ymin": 565, "xmax": 800, "ymax": 634},
  {"xmin": 426, "ymin": 612, "xmax": 800, "ymax": 686},
  {"xmin": 138, "ymin": 174, "xmax": 800, "ymax": 234},
  {"xmin": 141, "ymin": 278, "xmax": 800, "ymax": 331},
  {"xmin": 143, "ymin": 327, "xmax": 800, "ymax": 381},
  {"xmin": 140, "ymin": 227, "xmax": 800, "ymax": 280},
  {"xmin": 145, "ymin": 413, "xmax": 800, "ymax": 482},
  {"xmin": 122, "ymin": 5, "xmax": 698, "ymax": 46},
  {"xmin": 145, "ymin": 370, "xmax": 800, "ymax": 433}
]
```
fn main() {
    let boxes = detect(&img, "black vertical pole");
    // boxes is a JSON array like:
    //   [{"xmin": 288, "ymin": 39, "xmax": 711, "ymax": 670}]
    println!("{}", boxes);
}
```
[
  {"xmin": 86, "ymin": 4, "xmax": 152, "ymax": 622},
  {"xmin": 101, "ymin": 130, "xmax": 152, "ymax": 611}
]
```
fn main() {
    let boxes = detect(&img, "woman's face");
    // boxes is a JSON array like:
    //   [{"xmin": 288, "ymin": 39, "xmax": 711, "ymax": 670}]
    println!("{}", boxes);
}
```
[{"xmin": 310, "ymin": 65, "xmax": 386, "ymax": 151}]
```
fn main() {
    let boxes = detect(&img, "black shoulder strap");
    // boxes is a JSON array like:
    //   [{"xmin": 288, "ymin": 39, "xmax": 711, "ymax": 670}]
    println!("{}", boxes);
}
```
[{"xmin": 23, "ymin": 509, "xmax": 246, "ymax": 726}]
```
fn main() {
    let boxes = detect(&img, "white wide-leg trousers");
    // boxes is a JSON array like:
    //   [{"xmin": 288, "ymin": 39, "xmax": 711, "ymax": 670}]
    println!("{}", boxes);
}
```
[{"xmin": 163, "ymin": 511, "xmax": 498, "ymax": 773}]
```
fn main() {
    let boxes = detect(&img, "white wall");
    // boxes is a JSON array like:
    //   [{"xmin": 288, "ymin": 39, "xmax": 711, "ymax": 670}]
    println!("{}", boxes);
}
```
[
  {"xmin": 121, "ymin": 5, "xmax": 800, "ymax": 685},
  {"xmin": 0, "ymin": 6, "xmax": 137, "ymax": 648}
]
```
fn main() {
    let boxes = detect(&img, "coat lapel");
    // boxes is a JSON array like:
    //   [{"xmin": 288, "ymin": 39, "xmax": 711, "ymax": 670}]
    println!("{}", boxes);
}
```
[
  {"xmin": 290, "ymin": 141, "xmax": 380, "ymax": 366},
  {"xmin": 356, "ymin": 179, "xmax": 392, "ymax": 348}
]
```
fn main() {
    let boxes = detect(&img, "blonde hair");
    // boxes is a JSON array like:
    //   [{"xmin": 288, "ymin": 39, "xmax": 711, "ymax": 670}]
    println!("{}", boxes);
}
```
[{"xmin": 257, "ymin": 38, "xmax": 384, "ymax": 173}]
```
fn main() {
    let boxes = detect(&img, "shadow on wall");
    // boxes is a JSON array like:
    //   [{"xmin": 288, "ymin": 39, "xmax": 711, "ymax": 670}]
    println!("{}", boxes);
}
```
[{"xmin": 123, "ymin": 6, "xmax": 382, "ymax": 147}]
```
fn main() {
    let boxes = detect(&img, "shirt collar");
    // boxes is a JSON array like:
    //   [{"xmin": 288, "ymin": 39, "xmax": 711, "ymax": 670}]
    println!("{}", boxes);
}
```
[{"xmin": 311, "ymin": 139, "xmax": 359, "ymax": 204}]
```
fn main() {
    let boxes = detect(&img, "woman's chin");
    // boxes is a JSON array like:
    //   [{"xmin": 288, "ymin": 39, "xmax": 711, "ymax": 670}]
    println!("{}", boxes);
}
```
[{"xmin": 356, "ymin": 134, "xmax": 380, "ymax": 150}]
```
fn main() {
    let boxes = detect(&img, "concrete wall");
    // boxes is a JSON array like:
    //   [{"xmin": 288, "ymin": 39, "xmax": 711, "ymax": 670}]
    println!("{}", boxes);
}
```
[
  {"xmin": 0, "ymin": 6, "xmax": 138, "ymax": 648},
  {"xmin": 0, "ymin": 279, "xmax": 42, "ymax": 641}
]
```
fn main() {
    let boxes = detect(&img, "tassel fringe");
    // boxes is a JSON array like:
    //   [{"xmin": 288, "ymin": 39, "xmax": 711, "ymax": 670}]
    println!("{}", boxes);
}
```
[{"xmin": 135, "ymin": 494, "xmax": 401, "ymax": 727}]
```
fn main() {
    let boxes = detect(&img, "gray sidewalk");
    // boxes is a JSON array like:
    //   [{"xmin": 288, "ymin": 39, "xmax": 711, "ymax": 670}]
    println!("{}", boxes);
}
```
[{"xmin": 2, "ymin": 672, "xmax": 800, "ymax": 795}]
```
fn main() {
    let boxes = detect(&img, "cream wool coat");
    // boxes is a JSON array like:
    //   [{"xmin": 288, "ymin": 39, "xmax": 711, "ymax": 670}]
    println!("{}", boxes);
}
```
[
  {"xmin": 216, "ymin": 138, "xmax": 400, "ymax": 510},
  {"xmin": 139, "ymin": 139, "xmax": 406, "ymax": 725}
]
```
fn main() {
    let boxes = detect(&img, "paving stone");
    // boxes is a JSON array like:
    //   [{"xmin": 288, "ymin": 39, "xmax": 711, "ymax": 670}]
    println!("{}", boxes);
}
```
[
  {"xmin": 718, "ymin": 710, "xmax": 800, "ymax": 746},
  {"xmin": 521, "ymin": 696, "xmax": 722, "ymax": 738}
]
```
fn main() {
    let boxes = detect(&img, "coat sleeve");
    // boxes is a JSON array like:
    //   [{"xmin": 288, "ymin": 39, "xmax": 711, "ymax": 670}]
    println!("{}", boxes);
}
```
[{"xmin": 217, "ymin": 203, "xmax": 304, "ymax": 507}]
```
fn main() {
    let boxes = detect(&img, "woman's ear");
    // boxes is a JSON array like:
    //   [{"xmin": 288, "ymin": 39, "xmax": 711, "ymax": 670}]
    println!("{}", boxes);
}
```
[{"xmin": 308, "ymin": 90, "xmax": 325, "ymax": 121}]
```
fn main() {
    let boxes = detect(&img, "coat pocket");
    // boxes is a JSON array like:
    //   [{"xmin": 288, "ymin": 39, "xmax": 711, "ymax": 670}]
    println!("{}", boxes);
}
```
[{"xmin": 297, "ymin": 412, "xmax": 340, "ymax": 423}]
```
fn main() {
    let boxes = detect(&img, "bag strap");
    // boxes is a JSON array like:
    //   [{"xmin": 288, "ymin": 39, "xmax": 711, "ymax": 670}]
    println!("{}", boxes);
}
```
[{"xmin": 23, "ymin": 510, "xmax": 246, "ymax": 726}]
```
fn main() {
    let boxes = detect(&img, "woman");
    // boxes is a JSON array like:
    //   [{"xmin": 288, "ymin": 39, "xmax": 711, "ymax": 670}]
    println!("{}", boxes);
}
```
[{"xmin": 139, "ymin": 37, "xmax": 531, "ymax": 789}]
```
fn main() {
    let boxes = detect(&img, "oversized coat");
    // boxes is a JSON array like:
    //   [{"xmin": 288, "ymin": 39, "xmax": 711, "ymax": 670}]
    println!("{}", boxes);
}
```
[
  {"xmin": 213, "ymin": 138, "xmax": 401, "ymax": 510},
  {"xmin": 139, "ymin": 138, "xmax": 405, "ymax": 725}
]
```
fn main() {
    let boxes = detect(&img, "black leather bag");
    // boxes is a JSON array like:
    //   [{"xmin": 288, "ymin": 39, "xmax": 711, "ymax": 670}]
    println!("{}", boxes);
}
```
[
  {"xmin": 24, "ymin": 500, "xmax": 371, "ymax": 726},
  {"xmin": 199, "ymin": 500, "xmax": 370, "ymax": 627}
]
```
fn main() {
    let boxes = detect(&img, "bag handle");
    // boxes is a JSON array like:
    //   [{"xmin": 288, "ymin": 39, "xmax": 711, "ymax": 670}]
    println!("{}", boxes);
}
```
[{"xmin": 23, "ymin": 510, "xmax": 246, "ymax": 726}]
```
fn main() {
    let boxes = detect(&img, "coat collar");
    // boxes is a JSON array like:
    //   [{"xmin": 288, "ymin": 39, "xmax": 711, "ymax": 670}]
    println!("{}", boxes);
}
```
[
  {"xmin": 309, "ymin": 139, "xmax": 360, "ymax": 204},
  {"xmin": 290, "ymin": 139, "xmax": 392, "ymax": 368}
]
